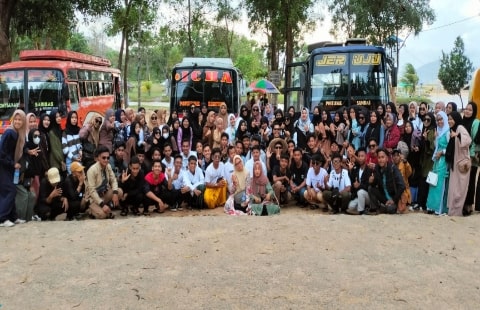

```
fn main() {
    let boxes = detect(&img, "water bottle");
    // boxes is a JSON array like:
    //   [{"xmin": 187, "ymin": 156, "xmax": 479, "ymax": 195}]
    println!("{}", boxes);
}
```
[{"xmin": 13, "ymin": 168, "xmax": 20, "ymax": 185}]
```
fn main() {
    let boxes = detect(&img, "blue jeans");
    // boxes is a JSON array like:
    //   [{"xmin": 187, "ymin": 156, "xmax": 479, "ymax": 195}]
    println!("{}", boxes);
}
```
[{"xmin": 292, "ymin": 183, "xmax": 306, "ymax": 203}]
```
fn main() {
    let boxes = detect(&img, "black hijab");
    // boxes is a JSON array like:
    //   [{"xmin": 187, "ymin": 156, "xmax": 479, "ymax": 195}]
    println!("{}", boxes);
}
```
[
  {"xmin": 445, "ymin": 111, "xmax": 463, "ymax": 169},
  {"xmin": 462, "ymin": 102, "xmax": 477, "ymax": 134},
  {"xmin": 65, "ymin": 111, "xmax": 80, "ymax": 135}
]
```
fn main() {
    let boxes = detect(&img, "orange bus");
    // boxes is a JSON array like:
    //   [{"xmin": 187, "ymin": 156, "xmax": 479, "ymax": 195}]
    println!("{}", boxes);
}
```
[
  {"xmin": 0, "ymin": 50, "xmax": 122, "ymax": 134},
  {"xmin": 470, "ymin": 68, "xmax": 480, "ymax": 118}
]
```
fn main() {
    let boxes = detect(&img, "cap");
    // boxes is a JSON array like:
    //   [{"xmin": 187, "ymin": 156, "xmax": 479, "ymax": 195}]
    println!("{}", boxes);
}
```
[
  {"xmin": 47, "ymin": 167, "xmax": 61, "ymax": 184},
  {"xmin": 70, "ymin": 161, "xmax": 85, "ymax": 173}
]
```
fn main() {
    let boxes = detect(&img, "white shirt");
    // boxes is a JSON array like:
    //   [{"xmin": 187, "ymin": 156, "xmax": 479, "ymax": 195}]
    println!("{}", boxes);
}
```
[
  {"xmin": 223, "ymin": 161, "xmax": 234, "ymax": 187},
  {"xmin": 165, "ymin": 168, "xmax": 187, "ymax": 190},
  {"xmin": 205, "ymin": 162, "xmax": 226, "ymax": 183},
  {"xmin": 327, "ymin": 169, "xmax": 351, "ymax": 191},
  {"xmin": 181, "ymin": 151, "xmax": 197, "ymax": 170},
  {"xmin": 184, "ymin": 166, "xmax": 205, "ymax": 195},
  {"xmin": 162, "ymin": 157, "xmax": 174, "ymax": 171},
  {"xmin": 244, "ymin": 158, "xmax": 268, "ymax": 178},
  {"xmin": 306, "ymin": 167, "xmax": 329, "ymax": 192}
]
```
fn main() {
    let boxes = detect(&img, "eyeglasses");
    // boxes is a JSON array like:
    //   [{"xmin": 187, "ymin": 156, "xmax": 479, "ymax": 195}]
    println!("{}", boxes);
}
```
[
  {"xmin": 154, "ymin": 132, "xmax": 160, "ymax": 135},
  {"xmin": 312, "ymin": 161, "xmax": 320, "ymax": 166},
  {"xmin": 33, "ymin": 134, "xmax": 40, "ymax": 138},
  {"xmin": 419, "ymin": 107, "xmax": 426, "ymax": 111},
  {"xmin": 275, "ymin": 146, "xmax": 282, "ymax": 149},
  {"xmin": 358, "ymin": 117, "xmax": 365, "ymax": 120},
  {"xmin": 100, "ymin": 156, "xmax": 109, "ymax": 160},
  {"xmin": 369, "ymin": 144, "xmax": 377, "ymax": 148},
  {"xmin": 424, "ymin": 118, "xmax": 431, "ymax": 121},
  {"xmin": 241, "ymin": 109, "xmax": 247, "ymax": 112},
  {"xmin": 333, "ymin": 160, "xmax": 341, "ymax": 164},
  {"xmin": 253, "ymin": 109, "xmax": 259, "ymax": 112}
]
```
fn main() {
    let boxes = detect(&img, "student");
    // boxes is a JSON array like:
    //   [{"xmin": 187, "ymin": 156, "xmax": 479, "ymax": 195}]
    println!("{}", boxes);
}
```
[{"xmin": 119, "ymin": 156, "xmax": 145, "ymax": 216}]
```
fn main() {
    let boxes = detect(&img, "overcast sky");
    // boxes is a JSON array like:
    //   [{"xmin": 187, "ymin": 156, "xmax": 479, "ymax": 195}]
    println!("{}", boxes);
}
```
[{"xmin": 303, "ymin": 0, "xmax": 480, "ymax": 71}]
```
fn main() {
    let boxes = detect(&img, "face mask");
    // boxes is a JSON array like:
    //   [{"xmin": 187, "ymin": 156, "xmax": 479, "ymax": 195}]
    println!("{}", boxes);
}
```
[
  {"xmin": 33, "ymin": 137, "xmax": 41, "ymax": 145},
  {"xmin": 163, "ymin": 133, "xmax": 169, "ymax": 139}
]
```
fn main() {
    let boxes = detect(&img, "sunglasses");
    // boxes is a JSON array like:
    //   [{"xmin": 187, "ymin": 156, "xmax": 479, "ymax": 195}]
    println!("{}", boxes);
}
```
[
  {"xmin": 95, "ymin": 119, "xmax": 102, "ymax": 124},
  {"xmin": 100, "ymin": 156, "xmax": 109, "ymax": 160},
  {"xmin": 424, "ymin": 118, "xmax": 431, "ymax": 121},
  {"xmin": 369, "ymin": 144, "xmax": 377, "ymax": 148},
  {"xmin": 151, "ymin": 116, "xmax": 157, "ymax": 120},
  {"xmin": 358, "ymin": 116, "xmax": 365, "ymax": 119},
  {"xmin": 312, "ymin": 161, "xmax": 320, "ymax": 166},
  {"xmin": 419, "ymin": 107, "xmax": 426, "ymax": 111},
  {"xmin": 275, "ymin": 146, "xmax": 282, "ymax": 149},
  {"xmin": 241, "ymin": 110, "xmax": 247, "ymax": 112},
  {"xmin": 33, "ymin": 134, "xmax": 40, "ymax": 138},
  {"xmin": 253, "ymin": 109, "xmax": 259, "ymax": 111},
  {"xmin": 154, "ymin": 131, "xmax": 160, "ymax": 134}
]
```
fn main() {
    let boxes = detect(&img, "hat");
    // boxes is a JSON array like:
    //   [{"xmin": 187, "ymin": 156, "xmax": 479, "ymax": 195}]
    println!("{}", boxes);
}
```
[
  {"xmin": 396, "ymin": 141, "xmax": 409, "ymax": 158},
  {"xmin": 70, "ymin": 161, "xmax": 84, "ymax": 173},
  {"xmin": 268, "ymin": 137, "xmax": 288, "ymax": 152},
  {"xmin": 47, "ymin": 167, "xmax": 61, "ymax": 184}
]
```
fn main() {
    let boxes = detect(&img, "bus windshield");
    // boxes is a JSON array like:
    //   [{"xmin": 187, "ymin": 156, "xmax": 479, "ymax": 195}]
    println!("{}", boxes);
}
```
[
  {"xmin": 311, "ymin": 52, "xmax": 387, "ymax": 111},
  {"xmin": 171, "ymin": 68, "xmax": 235, "ymax": 112},
  {"xmin": 0, "ymin": 69, "xmax": 64, "ymax": 120}
]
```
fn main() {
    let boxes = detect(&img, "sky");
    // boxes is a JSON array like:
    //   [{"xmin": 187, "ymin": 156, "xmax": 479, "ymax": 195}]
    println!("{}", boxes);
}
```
[{"xmin": 83, "ymin": 0, "xmax": 480, "ymax": 73}]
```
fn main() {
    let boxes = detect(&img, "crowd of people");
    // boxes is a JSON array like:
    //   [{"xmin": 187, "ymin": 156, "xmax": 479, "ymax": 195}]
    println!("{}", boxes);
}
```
[{"xmin": 1, "ymin": 97, "xmax": 479, "ymax": 227}]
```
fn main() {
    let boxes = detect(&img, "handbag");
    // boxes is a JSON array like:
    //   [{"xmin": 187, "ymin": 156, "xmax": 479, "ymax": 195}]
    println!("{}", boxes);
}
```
[
  {"xmin": 457, "ymin": 157, "xmax": 471, "ymax": 174},
  {"xmin": 426, "ymin": 171, "xmax": 438, "ymax": 186}
]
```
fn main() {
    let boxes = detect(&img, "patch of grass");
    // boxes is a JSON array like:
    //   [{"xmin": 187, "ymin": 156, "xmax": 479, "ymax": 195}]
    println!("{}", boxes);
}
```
[{"xmin": 127, "ymin": 82, "xmax": 168, "ymax": 102}]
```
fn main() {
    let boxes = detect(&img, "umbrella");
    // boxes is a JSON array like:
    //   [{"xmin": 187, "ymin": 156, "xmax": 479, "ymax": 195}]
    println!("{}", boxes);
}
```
[{"xmin": 249, "ymin": 79, "xmax": 280, "ymax": 94}]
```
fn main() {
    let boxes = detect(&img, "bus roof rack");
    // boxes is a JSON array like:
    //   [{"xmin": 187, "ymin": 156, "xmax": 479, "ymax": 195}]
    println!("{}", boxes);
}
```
[
  {"xmin": 307, "ymin": 41, "xmax": 332, "ymax": 53},
  {"xmin": 345, "ymin": 38, "xmax": 367, "ymax": 46},
  {"xmin": 19, "ymin": 50, "xmax": 111, "ymax": 67},
  {"xmin": 177, "ymin": 57, "xmax": 234, "ymax": 68}
]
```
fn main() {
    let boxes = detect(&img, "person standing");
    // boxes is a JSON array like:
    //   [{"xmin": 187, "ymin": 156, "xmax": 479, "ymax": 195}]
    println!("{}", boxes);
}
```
[
  {"xmin": 426, "ymin": 112, "xmax": 449, "ymax": 215},
  {"xmin": 446, "ymin": 112, "xmax": 472, "ymax": 216},
  {"xmin": 0, "ymin": 110, "xmax": 27, "ymax": 227}
]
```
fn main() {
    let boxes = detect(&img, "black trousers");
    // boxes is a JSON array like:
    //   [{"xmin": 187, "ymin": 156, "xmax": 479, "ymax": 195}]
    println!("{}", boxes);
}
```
[
  {"xmin": 368, "ymin": 187, "xmax": 397, "ymax": 214},
  {"xmin": 36, "ymin": 200, "xmax": 80, "ymax": 221}
]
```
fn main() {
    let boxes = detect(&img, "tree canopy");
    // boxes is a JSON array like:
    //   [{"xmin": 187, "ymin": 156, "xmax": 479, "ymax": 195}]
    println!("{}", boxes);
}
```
[
  {"xmin": 438, "ymin": 36, "xmax": 474, "ymax": 107},
  {"xmin": 400, "ymin": 63, "xmax": 419, "ymax": 96}
]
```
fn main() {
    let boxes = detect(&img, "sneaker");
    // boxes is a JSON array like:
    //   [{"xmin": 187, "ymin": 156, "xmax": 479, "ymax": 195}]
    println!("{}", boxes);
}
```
[
  {"xmin": 14, "ymin": 219, "xmax": 26, "ymax": 224},
  {"xmin": 346, "ymin": 208, "xmax": 360, "ymax": 215},
  {"xmin": 170, "ymin": 205, "xmax": 177, "ymax": 212},
  {"xmin": 0, "ymin": 220, "xmax": 15, "ymax": 227},
  {"xmin": 177, "ymin": 204, "xmax": 184, "ymax": 211},
  {"xmin": 32, "ymin": 215, "xmax": 42, "ymax": 221}
]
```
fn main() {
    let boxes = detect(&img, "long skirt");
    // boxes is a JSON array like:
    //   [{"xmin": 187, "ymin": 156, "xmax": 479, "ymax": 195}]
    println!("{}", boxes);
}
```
[{"xmin": 204, "ymin": 184, "xmax": 227, "ymax": 209}]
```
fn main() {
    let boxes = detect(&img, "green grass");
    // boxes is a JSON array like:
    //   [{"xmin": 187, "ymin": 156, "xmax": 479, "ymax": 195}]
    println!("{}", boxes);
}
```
[{"xmin": 127, "ymin": 82, "xmax": 168, "ymax": 102}]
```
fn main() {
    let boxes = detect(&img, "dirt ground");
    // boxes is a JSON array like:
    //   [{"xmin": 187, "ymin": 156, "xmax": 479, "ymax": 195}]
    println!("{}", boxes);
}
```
[{"xmin": 1, "ymin": 206, "xmax": 480, "ymax": 309}]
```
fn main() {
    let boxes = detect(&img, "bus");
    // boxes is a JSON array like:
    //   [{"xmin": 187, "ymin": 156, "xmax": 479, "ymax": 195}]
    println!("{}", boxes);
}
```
[
  {"xmin": 170, "ymin": 57, "xmax": 245, "ymax": 118},
  {"xmin": 0, "ymin": 50, "xmax": 122, "ymax": 135},
  {"xmin": 470, "ymin": 68, "xmax": 480, "ymax": 118},
  {"xmin": 283, "ymin": 38, "xmax": 392, "ymax": 114}
]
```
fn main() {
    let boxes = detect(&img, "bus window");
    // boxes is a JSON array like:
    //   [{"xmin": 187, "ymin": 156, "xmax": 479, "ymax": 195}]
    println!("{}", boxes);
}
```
[
  {"xmin": 69, "ymin": 83, "xmax": 79, "ymax": 111},
  {"xmin": 0, "ymin": 70, "xmax": 25, "ymax": 120},
  {"xmin": 87, "ymin": 82, "xmax": 93, "ymax": 97}
]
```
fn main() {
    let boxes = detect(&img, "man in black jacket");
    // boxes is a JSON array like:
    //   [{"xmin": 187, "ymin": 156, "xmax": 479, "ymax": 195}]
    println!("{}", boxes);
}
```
[
  {"xmin": 346, "ymin": 148, "xmax": 373, "ymax": 215},
  {"xmin": 367, "ymin": 148, "xmax": 406, "ymax": 214}
]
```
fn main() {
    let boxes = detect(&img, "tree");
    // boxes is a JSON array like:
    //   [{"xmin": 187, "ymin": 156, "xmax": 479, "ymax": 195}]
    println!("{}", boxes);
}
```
[
  {"xmin": 329, "ymin": 0, "xmax": 435, "ymax": 46},
  {"xmin": 400, "ymin": 63, "xmax": 419, "ymax": 96},
  {"xmin": 438, "ymin": 36, "xmax": 474, "ymax": 108}
]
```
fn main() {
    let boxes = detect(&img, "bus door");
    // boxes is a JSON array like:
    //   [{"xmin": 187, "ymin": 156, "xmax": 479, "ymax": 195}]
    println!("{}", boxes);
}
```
[{"xmin": 283, "ymin": 62, "xmax": 306, "ymax": 113}]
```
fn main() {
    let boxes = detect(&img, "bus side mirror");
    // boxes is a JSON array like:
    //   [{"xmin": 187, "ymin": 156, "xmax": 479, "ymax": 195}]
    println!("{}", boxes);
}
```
[{"xmin": 391, "ymin": 67, "xmax": 398, "ymax": 87}]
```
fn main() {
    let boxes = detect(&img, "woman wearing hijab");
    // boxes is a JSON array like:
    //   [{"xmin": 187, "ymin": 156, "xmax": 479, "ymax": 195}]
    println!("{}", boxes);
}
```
[
  {"xmin": 230, "ymin": 155, "xmax": 250, "ymax": 212},
  {"xmin": 62, "ymin": 111, "xmax": 83, "ymax": 174},
  {"xmin": 417, "ymin": 112, "xmax": 436, "ymax": 211},
  {"xmin": 364, "ymin": 110, "xmax": 384, "ymax": 149},
  {"xmin": 264, "ymin": 103, "xmax": 275, "ymax": 125},
  {"xmin": 446, "ymin": 102, "xmax": 457, "ymax": 115},
  {"xmin": 425, "ymin": 111, "xmax": 449, "ymax": 215},
  {"xmin": 79, "ymin": 115, "xmax": 102, "ymax": 170},
  {"xmin": 124, "ymin": 121, "xmax": 142, "ymax": 167},
  {"xmin": 49, "ymin": 110, "xmax": 66, "ymax": 174},
  {"xmin": 99, "ymin": 109, "xmax": 116, "ymax": 153},
  {"xmin": 397, "ymin": 103, "xmax": 409, "ymax": 135},
  {"xmin": 446, "ymin": 111, "xmax": 472, "ymax": 216},
  {"xmin": 177, "ymin": 117, "xmax": 193, "ymax": 151},
  {"xmin": 247, "ymin": 161, "xmax": 275, "ymax": 211},
  {"xmin": 225, "ymin": 114, "xmax": 237, "ymax": 145},
  {"xmin": 38, "ymin": 113, "xmax": 52, "ymax": 172},
  {"xmin": 189, "ymin": 108, "xmax": 203, "ymax": 147},
  {"xmin": 218, "ymin": 102, "xmax": 229, "ymax": 126},
  {"xmin": 462, "ymin": 102, "xmax": 480, "ymax": 213},
  {"xmin": 293, "ymin": 107, "xmax": 314, "ymax": 150},
  {"xmin": 0, "ymin": 109, "xmax": 27, "ymax": 227},
  {"xmin": 383, "ymin": 112, "xmax": 401, "ymax": 155},
  {"xmin": 235, "ymin": 119, "xmax": 249, "ymax": 142},
  {"xmin": 236, "ymin": 104, "xmax": 250, "ymax": 129}
]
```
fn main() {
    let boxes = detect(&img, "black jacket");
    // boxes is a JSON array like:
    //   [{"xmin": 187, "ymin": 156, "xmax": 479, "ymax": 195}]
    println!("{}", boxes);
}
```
[
  {"xmin": 370, "ymin": 163, "xmax": 406, "ymax": 203},
  {"xmin": 349, "ymin": 164, "xmax": 373, "ymax": 198}
]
